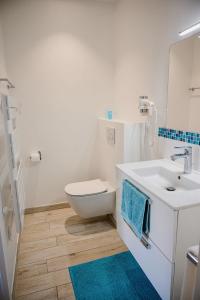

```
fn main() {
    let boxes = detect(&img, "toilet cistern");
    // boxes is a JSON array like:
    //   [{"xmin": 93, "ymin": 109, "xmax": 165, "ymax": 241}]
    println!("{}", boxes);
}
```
[{"xmin": 171, "ymin": 146, "xmax": 192, "ymax": 174}]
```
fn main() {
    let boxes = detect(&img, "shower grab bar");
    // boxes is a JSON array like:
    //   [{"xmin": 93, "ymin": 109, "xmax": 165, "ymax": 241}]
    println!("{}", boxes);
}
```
[
  {"xmin": 0, "ymin": 78, "xmax": 15, "ymax": 89},
  {"xmin": 187, "ymin": 251, "xmax": 198, "ymax": 266}
]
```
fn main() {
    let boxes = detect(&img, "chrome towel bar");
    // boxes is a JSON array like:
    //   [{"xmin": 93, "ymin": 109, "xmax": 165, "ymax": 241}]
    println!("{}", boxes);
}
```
[
  {"xmin": 187, "ymin": 251, "xmax": 198, "ymax": 266},
  {"xmin": 123, "ymin": 218, "xmax": 151, "ymax": 250}
]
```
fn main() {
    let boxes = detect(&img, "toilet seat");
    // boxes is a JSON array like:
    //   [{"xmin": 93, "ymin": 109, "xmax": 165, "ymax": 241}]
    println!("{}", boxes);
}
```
[
  {"xmin": 64, "ymin": 179, "xmax": 108, "ymax": 197},
  {"xmin": 64, "ymin": 179, "xmax": 115, "ymax": 218}
]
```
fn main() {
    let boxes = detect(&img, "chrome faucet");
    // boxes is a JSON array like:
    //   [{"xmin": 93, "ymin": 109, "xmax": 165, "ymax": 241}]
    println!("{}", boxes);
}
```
[{"xmin": 170, "ymin": 146, "xmax": 192, "ymax": 174}]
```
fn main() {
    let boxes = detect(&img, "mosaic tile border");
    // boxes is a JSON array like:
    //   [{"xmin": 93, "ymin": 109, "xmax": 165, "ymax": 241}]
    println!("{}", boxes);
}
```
[{"xmin": 158, "ymin": 127, "xmax": 200, "ymax": 146}]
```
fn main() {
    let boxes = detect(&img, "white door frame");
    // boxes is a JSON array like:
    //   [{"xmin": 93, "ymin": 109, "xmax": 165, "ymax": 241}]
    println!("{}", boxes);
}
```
[{"xmin": 0, "ymin": 232, "xmax": 10, "ymax": 300}]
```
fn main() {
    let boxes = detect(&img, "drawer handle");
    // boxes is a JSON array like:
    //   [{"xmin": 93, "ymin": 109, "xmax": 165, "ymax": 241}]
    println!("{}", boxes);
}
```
[{"xmin": 141, "ymin": 236, "xmax": 151, "ymax": 249}]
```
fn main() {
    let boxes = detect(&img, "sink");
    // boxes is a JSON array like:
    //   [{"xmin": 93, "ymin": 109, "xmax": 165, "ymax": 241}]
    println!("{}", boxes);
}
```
[
  {"xmin": 132, "ymin": 166, "xmax": 200, "ymax": 192},
  {"xmin": 117, "ymin": 159, "xmax": 200, "ymax": 210}
]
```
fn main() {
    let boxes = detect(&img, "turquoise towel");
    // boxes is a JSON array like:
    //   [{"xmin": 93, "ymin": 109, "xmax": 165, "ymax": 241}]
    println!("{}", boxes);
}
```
[{"xmin": 121, "ymin": 180, "xmax": 150, "ymax": 239}]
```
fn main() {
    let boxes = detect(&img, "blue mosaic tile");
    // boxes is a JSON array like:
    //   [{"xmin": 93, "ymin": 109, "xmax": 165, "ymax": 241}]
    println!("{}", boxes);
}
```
[{"xmin": 158, "ymin": 128, "xmax": 200, "ymax": 146}]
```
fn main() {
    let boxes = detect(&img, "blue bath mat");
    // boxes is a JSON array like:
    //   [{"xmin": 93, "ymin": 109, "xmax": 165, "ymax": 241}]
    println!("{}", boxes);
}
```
[{"xmin": 69, "ymin": 251, "xmax": 161, "ymax": 300}]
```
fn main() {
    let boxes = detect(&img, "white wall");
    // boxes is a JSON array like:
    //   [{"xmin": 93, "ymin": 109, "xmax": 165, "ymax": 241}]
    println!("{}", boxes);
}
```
[
  {"xmin": 1, "ymin": 0, "xmax": 200, "ymax": 208},
  {"xmin": 1, "ymin": 0, "xmax": 115, "ymax": 208},
  {"xmin": 114, "ymin": 0, "xmax": 170, "ymax": 125},
  {"xmin": 0, "ymin": 19, "xmax": 18, "ymax": 297},
  {"xmin": 114, "ymin": 0, "xmax": 200, "ymax": 124},
  {"xmin": 113, "ymin": 0, "xmax": 200, "ymax": 167},
  {"xmin": 113, "ymin": 0, "xmax": 175, "ymax": 161}
]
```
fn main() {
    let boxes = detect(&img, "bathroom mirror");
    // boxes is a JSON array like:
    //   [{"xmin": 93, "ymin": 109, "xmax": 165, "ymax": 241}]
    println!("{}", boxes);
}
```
[{"xmin": 166, "ymin": 33, "xmax": 200, "ymax": 132}]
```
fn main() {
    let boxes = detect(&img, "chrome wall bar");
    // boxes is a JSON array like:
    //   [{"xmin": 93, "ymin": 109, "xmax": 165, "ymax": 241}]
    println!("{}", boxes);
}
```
[
  {"xmin": 123, "ymin": 218, "xmax": 151, "ymax": 249},
  {"xmin": 0, "ymin": 78, "xmax": 15, "ymax": 89},
  {"xmin": 187, "ymin": 251, "xmax": 198, "ymax": 266}
]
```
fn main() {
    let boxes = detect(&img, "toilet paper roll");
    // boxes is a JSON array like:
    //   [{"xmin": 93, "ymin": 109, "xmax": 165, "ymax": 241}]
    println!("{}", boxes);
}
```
[{"xmin": 30, "ymin": 151, "xmax": 41, "ymax": 162}]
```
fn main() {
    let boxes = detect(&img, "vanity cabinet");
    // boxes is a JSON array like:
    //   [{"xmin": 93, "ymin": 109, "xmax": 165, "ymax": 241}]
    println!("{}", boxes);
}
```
[{"xmin": 116, "ymin": 171, "xmax": 200, "ymax": 300}]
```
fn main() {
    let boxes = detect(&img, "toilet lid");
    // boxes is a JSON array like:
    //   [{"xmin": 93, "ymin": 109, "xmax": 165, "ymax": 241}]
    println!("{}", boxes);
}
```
[{"xmin": 64, "ymin": 179, "xmax": 108, "ymax": 196}]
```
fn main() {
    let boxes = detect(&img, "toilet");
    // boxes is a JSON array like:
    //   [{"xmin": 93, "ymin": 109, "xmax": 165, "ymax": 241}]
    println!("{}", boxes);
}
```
[{"xmin": 64, "ymin": 179, "xmax": 115, "ymax": 218}]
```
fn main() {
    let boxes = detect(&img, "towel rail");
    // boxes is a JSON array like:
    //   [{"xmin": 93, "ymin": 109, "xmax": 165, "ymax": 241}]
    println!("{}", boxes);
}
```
[
  {"xmin": 123, "ymin": 218, "xmax": 151, "ymax": 250},
  {"xmin": 187, "ymin": 251, "xmax": 198, "ymax": 266},
  {"xmin": 0, "ymin": 78, "xmax": 15, "ymax": 89}
]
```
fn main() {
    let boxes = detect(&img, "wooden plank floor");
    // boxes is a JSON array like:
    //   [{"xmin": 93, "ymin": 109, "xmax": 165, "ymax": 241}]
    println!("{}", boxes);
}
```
[{"xmin": 14, "ymin": 207, "xmax": 127, "ymax": 299}]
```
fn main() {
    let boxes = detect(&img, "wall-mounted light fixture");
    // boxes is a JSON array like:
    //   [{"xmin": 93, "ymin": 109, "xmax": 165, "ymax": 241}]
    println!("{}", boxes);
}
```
[{"xmin": 179, "ymin": 21, "xmax": 200, "ymax": 37}]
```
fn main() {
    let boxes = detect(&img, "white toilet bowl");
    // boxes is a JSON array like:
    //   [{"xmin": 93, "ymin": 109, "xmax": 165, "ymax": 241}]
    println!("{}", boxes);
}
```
[{"xmin": 64, "ymin": 179, "xmax": 115, "ymax": 218}]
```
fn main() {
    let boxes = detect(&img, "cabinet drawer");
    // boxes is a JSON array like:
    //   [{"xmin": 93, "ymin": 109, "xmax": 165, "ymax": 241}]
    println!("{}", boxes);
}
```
[
  {"xmin": 117, "ymin": 211, "xmax": 173, "ymax": 300},
  {"xmin": 116, "ymin": 174, "xmax": 178, "ymax": 262}
]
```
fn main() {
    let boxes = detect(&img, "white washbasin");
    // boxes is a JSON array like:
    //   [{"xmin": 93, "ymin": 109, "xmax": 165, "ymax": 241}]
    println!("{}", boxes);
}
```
[
  {"xmin": 133, "ymin": 166, "xmax": 200, "ymax": 192},
  {"xmin": 117, "ymin": 159, "xmax": 200, "ymax": 210}
]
